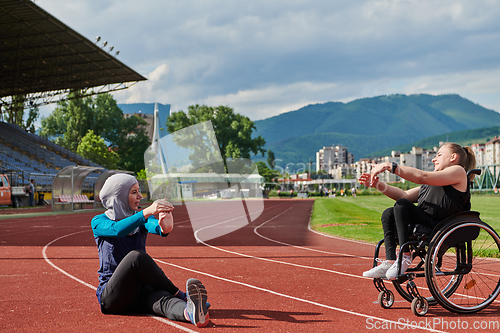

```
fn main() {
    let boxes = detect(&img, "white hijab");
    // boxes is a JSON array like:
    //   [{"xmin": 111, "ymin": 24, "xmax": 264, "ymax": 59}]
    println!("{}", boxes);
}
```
[{"xmin": 100, "ymin": 173, "xmax": 138, "ymax": 221}]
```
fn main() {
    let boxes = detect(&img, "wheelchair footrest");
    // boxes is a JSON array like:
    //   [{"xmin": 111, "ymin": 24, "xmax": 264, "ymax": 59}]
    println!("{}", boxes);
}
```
[
  {"xmin": 373, "ymin": 278, "xmax": 389, "ymax": 293},
  {"xmin": 406, "ymin": 280, "xmax": 421, "ymax": 298}
]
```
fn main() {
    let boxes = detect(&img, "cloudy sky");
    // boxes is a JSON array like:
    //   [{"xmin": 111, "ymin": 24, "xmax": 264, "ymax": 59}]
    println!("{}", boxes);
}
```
[{"xmin": 37, "ymin": 0, "xmax": 500, "ymax": 122}]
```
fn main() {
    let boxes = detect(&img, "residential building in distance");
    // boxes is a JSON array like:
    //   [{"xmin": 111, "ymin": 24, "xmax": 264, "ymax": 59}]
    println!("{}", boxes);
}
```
[
  {"xmin": 305, "ymin": 137, "xmax": 500, "ymax": 191},
  {"xmin": 330, "ymin": 164, "xmax": 356, "ymax": 179},
  {"xmin": 123, "ymin": 112, "xmax": 155, "ymax": 141},
  {"xmin": 483, "ymin": 136, "xmax": 500, "ymax": 165},
  {"xmin": 316, "ymin": 145, "xmax": 354, "ymax": 174},
  {"xmin": 355, "ymin": 158, "xmax": 374, "ymax": 178},
  {"xmin": 122, "ymin": 103, "xmax": 171, "ymax": 142},
  {"xmin": 355, "ymin": 147, "xmax": 437, "ymax": 183},
  {"xmin": 471, "ymin": 143, "xmax": 485, "ymax": 166},
  {"xmin": 400, "ymin": 147, "xmax": 437, "ymax": 172}
]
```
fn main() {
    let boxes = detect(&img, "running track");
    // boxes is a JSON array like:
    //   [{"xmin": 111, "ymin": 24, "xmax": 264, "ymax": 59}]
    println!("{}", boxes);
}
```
[{"xmin": 0, "ymin": 199, "xmax": 499, "ymax": 332}]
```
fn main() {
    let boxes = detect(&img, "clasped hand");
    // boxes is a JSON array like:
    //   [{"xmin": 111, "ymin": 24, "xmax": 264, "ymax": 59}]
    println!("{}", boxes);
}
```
[
  {"xmin": 143, "ymin": 198, "xmax": 174, "ymax": 218},
  {"xmin": 143, "ymin": 199, "xmax": 174, "ymax": 234},
  {"xmin": 152, "ymin": 198, "xmax": 174, "ymax": 214}
]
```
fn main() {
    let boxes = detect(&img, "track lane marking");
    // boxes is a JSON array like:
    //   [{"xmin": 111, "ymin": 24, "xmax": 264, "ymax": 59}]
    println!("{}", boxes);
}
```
[
  {"xmin": 254, "ymin": 213, "xmax": 374, "ymax": 260},
  {"xmin": 43, "ymin": 201, "xmax": 496, "ymax": 331},
  {"xmin": 42, "ymin": 231, "xmax": 198, "ymax": 333},
  {"xmin": 190, "ymin": 205, "xmax": 448, "ymax": 332},
  {"xmin": 253, "ymin": 203, "xmax": 500, "ymax": 305}
]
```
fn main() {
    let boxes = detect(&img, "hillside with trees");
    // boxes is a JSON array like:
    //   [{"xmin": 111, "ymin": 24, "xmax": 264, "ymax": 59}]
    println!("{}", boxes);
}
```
[{"xmin": 253, "ymin": 94, "xmax": 500, "ymax": 167}]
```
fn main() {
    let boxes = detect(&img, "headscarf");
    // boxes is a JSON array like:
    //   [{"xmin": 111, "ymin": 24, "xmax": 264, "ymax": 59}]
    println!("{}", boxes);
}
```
[{"xmin": 99, "ymin": 173, "xmax": 138, "ymax": 221}]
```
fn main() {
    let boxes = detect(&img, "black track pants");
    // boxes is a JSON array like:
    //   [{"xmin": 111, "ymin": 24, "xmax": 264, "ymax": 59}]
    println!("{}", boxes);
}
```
[
  {"xmin": 381, "ymin": 199, "xmax": 435, "ymax": 260},
  {"xmin": 100, "ymin": 250, "xmax": 186, "ymax": 321}
]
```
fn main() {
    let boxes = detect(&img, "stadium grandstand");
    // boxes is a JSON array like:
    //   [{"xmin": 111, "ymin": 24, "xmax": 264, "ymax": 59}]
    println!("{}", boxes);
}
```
[
  {"xmin": 0, "ymin": 121, "xmax": 101, "ymax": 194},
  {"xmin": 0, "ymin": 0, "xmax": 147, "ymax": 207}
]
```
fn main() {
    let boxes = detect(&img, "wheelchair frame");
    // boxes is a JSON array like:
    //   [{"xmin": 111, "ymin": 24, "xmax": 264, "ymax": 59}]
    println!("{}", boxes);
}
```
[{"xmin": 369, "ymin": 169, "xmax": 500, "ymax": 316}]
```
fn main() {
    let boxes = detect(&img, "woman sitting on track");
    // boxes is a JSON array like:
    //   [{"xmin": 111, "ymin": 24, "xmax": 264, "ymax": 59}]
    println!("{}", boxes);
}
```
[
  {"xmin": 359, "ymin": 142, "xmax": 476, "ymax": 280},
  {"xmin": 91, "ymin": 173, "xmax": 209, "ymax": 327}
]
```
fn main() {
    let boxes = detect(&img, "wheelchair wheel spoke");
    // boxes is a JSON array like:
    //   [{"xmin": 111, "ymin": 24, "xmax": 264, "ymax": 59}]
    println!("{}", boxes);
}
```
[{"xmin": 426, "ymin": 220, "xmax": 500, "ymax": 313}]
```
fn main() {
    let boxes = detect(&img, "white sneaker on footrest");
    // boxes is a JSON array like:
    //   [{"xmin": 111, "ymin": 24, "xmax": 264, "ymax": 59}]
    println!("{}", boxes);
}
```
[{"xmin": 362, "ymin": 259, "xmax": 393, "ymax": 278}]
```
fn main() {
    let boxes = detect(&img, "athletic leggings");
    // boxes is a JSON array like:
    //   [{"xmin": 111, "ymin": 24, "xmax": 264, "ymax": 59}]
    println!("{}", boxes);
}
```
[
  {"xmin": 100, "ymin": 250, "xmax": 186, "ymax": 321},
  {"xmin": 381, "ymin": 199, "xmax": 435, "ymax": 260}
]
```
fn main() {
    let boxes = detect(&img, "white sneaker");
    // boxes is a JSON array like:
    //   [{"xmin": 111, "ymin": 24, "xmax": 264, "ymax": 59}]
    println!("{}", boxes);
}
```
[
  {"xmin": 362, "ymin": 259, "xmax": 393, "ymax": 278},
  {"xmin": 386, "ymin": 255, "xmax": 413, "ymax": 280}
]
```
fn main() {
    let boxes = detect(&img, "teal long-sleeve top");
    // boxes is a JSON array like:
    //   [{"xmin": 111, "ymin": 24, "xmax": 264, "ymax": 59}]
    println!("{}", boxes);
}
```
[
  {"xmin": 91, "ymin": 211, "xmax": 168, "ymax": 306},
  {"xmin": 92, "ymin": 210, "xmax": 167, "ymax": 237}
]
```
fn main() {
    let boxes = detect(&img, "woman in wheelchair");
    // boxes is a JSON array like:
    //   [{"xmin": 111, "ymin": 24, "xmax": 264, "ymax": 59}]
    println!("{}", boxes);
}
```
[{"xmin": 359, "ymin": 142, "xmax": 476, "ymax": 280}]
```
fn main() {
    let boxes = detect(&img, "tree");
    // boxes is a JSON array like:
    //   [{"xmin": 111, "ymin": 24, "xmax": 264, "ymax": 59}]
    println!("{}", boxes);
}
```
[
  {"xmin": 77, "ymin": 130, "xmax": 119, "ymax": 169},
  {"xmin": 40, "ymin": 92, "xmax": 125, "ymax": 151},
  {"xmin": 116, "ymin": 118, "xmax": 151, "ymax": 173},
  {"xmin": 40, "ymin": 91, "xmax": 94, "ymax": 150},
  {"xmin": 256, "ymin": 161, "xmax": 281, "ymax": 188},
  {"xmin": 267, "ymin": 149, "xmax": 276, "ymax": 169},
  {"xmin": 166, "ymin": 105, "xmax": 266, "ymax": 173},
  {"xmin": 40, "ymin": 92, "xmax": 151, "ymax": 173},
  {"xmin": 1, "ymin": 95, "xmax": 39, "ymax": 133}
]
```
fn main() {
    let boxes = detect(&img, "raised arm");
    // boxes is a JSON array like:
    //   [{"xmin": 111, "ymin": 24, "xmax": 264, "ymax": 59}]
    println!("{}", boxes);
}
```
[
  {"xmin": 358, "ymin": 173, "xmax": 420, "ymax": 202},
  {"xmin": 142, "ymin": 199, "xmax": 174, "ymax": 235},
  {"xmin": 370, "ymin": 163, "xmax": 467, "ymax": 191}
]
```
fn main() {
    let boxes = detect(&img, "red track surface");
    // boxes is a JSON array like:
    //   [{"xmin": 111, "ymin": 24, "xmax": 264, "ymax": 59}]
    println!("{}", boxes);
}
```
[{"xmin": 1, "ymin": 199, "xmax": 499, "ymax": 332}]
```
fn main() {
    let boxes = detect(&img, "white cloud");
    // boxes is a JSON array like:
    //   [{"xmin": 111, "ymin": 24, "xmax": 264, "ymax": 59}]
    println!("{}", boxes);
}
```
[
  {"xmin": 202, "ymin": 81, "xmax": 338, "ymax": 120},
  {"xmin": 34, "ymin": 0, "xmax": 500, "ymax": 123}
]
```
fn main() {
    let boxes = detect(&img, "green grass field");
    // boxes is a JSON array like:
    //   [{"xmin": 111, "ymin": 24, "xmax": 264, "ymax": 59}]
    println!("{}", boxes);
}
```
[{"xmin": 310, "ymin": 195, "xmax": 500, "ymax": 245}]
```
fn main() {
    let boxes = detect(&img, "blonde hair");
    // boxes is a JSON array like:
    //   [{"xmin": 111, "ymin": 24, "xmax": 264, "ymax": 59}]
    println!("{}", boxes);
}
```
[{"xmin": 443, "ymin": 142, "xmax": 476, "ymax": 172}]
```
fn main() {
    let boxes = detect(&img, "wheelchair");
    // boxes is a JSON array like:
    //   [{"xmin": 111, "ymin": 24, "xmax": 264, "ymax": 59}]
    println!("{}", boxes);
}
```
[{"xmin": 369, "ymin": 169, "xmax": 500, "ymax": 316}]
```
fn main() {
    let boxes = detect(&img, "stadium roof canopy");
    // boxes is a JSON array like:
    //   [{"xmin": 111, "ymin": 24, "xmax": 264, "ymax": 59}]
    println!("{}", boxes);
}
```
[{"xmin": 0, "ymin": 0, "xmax": 146, "ymax": 109}]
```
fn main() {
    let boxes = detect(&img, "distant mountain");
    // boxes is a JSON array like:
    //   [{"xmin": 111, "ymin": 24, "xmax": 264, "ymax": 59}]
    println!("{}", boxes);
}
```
[{"xmin": 253, "ymin": 94, "xmax": 500, "ymax": 168}]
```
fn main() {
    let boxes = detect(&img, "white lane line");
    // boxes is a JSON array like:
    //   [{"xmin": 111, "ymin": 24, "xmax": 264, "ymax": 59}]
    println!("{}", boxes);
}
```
[
  {"xmin": 42, "ymin": 231, "xmax": 198, "ymax": 333},
  {"xmin": 42, "ymin": 230, "xmax": 97, "ymax": 290},
  {"xmin": 190, "ymin": 207, "xmax": 447, "ymax": 333},
  {"xmin": 254, "ymin": 204, "xmax": 500, "ymax": 305},
  {"xmin": 254, "ymin": 213, "xmax": 374, "ymax": 261},
  {"xmin": 174, "ymin": 201, "xmax": 285, "ymax": 225},
  {"xmin": 196, "ymin": 208, "xmax": 369, "ymax": 280},
  {"xmin": 307, "ymin": 223, "xmax": 377, "ymax": 246},
  {"xmin": 42, "ymin": 230, "xmax": 446, "ymax": 332},
  {"xmin": 155, "ymin": 257, "xmax": 446, "ymax": 332}
]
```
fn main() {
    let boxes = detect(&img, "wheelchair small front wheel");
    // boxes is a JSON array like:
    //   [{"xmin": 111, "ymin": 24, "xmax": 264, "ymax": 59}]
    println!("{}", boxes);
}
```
[
  {"xmin": 378, "ymin": 290, "xmax": 394, "ymax": 309},
  {"xmin": 411, "ymin": 296, "xmax": 429, "ymax": 316}
]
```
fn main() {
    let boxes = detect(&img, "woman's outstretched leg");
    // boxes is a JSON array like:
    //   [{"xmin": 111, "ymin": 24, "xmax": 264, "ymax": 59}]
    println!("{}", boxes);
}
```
[
  {"xmin": 140, "ymin": 286, "xmax": 187, "ymax": 321},
  {"xmin": 101, "ymin": 250, "xmax": 179, "ymax": 313}
]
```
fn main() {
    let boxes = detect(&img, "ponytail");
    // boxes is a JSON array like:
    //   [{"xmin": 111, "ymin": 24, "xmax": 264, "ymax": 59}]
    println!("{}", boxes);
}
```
[
  {"xmin": 443, "ymin": 142, "xmax": 476, "ymax": 172},
  {"xmin": 462, "ymin": 146, "xmax": 476, "ymax": 172}
]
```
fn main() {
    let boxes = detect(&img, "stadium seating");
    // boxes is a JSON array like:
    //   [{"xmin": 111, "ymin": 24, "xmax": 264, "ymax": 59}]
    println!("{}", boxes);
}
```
[
  {"xmin": 0, "ymin": 122, "xmax": 106, "ymax": 192},
  {"xmin": 57, "ymin": 194, "xmax": 94, "ymax": 203}
]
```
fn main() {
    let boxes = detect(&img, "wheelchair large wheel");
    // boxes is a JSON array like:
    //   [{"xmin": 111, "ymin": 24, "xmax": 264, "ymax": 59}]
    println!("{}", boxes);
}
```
[{"xmin": 426, "ymin": 220, "xmax": 500, "ymax": 314}]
